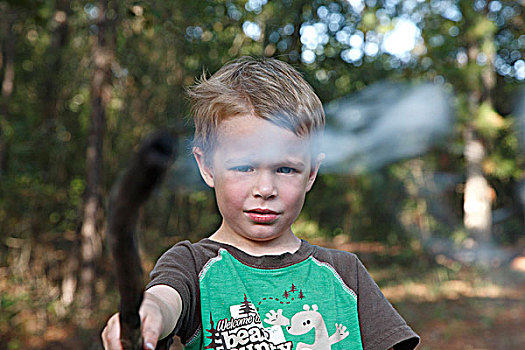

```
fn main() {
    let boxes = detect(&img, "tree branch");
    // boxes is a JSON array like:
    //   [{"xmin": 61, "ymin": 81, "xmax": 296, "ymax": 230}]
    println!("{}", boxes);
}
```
[{"xmin": 108, "ymin": 131, "xmax": 176, "ymax": 349}]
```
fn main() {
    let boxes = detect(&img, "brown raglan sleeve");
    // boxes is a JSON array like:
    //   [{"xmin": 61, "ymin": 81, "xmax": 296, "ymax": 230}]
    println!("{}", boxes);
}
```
[
  {"xmin": 355, "ymin": 257, "xmax": 420, "ymax": 350},
  {"xmin": 145, "ymin": 240, "xmax": 208, "ymax": 346}
]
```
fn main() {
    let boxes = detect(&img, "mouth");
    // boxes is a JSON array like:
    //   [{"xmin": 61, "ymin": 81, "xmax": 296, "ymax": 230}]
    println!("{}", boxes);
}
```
[{"xmin": 244, "ymin": 208, "xmax": 280, "ymax": 224}]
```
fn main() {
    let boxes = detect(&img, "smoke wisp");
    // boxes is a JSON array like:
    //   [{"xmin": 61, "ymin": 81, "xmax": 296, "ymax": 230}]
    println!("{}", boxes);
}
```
[{"xmin": 321, "ymin": 81, "xmax": 454, "ymax": 173}]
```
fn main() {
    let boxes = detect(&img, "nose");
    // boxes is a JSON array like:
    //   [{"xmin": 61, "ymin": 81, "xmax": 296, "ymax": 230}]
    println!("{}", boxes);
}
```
[{"xmin": 253, "ymin": 171, "xmax": 277, "ymax": 199}]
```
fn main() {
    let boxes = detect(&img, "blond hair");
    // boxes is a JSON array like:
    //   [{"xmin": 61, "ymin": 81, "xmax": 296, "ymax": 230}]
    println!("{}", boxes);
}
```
[{"xmin": 188, "ymin": 56, "xmax": 325, "ymax": 156}]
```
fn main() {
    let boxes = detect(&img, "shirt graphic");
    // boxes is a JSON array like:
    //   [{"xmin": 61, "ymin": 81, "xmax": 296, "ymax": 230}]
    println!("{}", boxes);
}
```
[{"xmin": 187, "ymin": 249, "xmax": 364, "ymax": 350}]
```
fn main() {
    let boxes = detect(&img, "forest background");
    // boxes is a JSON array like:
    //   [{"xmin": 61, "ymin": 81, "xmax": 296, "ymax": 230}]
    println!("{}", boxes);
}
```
[{"xmin": 0, "ymin": 0, "xmax": 524, "ymax": 349}]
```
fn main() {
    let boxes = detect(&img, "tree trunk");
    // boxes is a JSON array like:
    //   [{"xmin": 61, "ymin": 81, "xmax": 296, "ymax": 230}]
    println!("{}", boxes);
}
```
[
  {"xmin": 461, "ymin": 2, "xmax": 496, "ymax": 242},
  {"xmin": 79, "ymin": 0, "xmax": 113, "ymax": 309},
  {"xmin": 61, "ymin": 239, "xmax": 79, "ymax": 307},
  {"xmin": 463, "ymin": 126, "xmax": 492, "ymax": 241},
  {"xmin": 43, "ymin": 0, "xmax": 71, "ymax": 129},
  {"xmin": 0, "ymin": 5, "xmax": 15, "ymax": 177},
  {"xmin": 288, "ymin": 0, "xmax": 308, "ymax": 61}
]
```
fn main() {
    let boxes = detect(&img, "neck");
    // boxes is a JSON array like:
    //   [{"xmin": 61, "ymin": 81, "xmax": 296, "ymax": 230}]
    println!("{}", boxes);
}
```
[{"xmin": 209, "ymin": 225, "xmax": 301, "ymax": 256}]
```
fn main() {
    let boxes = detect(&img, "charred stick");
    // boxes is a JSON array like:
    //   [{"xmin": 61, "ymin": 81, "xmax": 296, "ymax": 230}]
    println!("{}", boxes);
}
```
[{"xmin": 108, "ymin": 132, "xmax": 176, "ymax": 350}]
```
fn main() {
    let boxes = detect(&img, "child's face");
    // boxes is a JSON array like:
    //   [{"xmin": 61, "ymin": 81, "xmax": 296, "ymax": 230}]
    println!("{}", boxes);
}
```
[{"xmin": 194, "ymin": 114, "xmax": 322, "ymax": 244}]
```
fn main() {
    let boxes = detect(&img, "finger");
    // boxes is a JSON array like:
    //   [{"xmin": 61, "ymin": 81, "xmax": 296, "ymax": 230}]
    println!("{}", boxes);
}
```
[
  {"xmin": 102, "ymin": 326, "xmax": 109, "ymax": 349},
  {"xmin": 102, "ymin": 313, "xmax": 123, "ymax": 350},
  {"xmin": 142, "ymin": 314, "xmax": 162, "ymax": 350}
]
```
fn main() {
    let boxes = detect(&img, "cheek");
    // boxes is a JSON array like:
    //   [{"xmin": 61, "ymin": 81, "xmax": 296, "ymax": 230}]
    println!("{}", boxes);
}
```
[
  {"xmin": 215, "ymin": 178, "xmax": 249, "ymax": 210},
  {"xmin": 280, "ymin": 183, "xmax": 307, "ymax": 209}
]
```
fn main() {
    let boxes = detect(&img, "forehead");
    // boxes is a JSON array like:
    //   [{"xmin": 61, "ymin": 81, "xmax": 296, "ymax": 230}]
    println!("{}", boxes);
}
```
[{"xmin": 214, "ymin": 114, "xmax": 311, "ymax": 161}]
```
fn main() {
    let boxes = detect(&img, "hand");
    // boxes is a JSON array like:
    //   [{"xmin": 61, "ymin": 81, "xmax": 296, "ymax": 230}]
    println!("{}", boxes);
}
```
[
  {"xmin": 329, "ymin": 323, "xmax": 349, "ymax": 344},
  {"xmin": 101, "ymin": 301, "xmax": 163, "ymax": 349},
  {"xmin": 334, "ymin": 323, "xmax": 349, "ymax": 338},
  {"xmin": 102, "ymin": 285, "xmax": 182, "ymax": 349},
  {"xmin": 101, "ymin": 313, "xmax": 123, "ymax": 350}
]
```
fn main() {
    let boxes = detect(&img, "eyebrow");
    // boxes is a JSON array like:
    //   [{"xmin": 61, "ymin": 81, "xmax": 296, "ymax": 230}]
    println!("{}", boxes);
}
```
[
  {"xmin": 224, "ymin": 157, "xmax": 254, "ymax": 166},
  {"xmin": 281, "ymin": 159, "xmax": 306, "ymax": 168},
  {"xmin": 225, "ymin": 157, "xmax": 306, "ymax": 168}
]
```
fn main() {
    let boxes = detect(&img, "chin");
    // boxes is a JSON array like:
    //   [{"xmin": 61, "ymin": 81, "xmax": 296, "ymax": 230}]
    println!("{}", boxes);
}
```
[{"xmin": 240, "ymin": 229, "xmax": 280, "ymax": 242}]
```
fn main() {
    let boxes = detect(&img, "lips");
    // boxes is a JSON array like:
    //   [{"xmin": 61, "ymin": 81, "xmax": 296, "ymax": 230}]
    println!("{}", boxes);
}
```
[{"xmin": 244, "ymin": 208, "xmax": 280, "ymax": 224}]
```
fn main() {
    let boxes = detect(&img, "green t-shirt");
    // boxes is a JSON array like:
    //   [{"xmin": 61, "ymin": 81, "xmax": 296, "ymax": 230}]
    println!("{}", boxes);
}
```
[{"xmin": 147, "ymin": 239, "xmax": 419, "ymax": 350}]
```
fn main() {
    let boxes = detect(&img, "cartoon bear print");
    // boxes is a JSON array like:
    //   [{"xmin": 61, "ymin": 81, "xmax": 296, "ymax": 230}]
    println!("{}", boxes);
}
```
[{"xmin": 264, "ymin": 304, "xmax": 349, "ymax": 350}]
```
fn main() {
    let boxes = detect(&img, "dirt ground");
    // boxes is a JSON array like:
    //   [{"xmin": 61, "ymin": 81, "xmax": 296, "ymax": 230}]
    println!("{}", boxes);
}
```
[
  {"xmin": 351, "ymin": 241, "xmax": 525, "ymax": 350},
  {"xmin": 398, "ymin": 297, "xmax": 525, "ymax": 349}
]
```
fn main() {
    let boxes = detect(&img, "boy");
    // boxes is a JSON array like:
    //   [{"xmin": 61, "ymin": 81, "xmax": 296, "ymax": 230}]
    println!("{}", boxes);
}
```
[{"xmin": 102, "ymin": 57, "xmax": 419, "ymax": 350}]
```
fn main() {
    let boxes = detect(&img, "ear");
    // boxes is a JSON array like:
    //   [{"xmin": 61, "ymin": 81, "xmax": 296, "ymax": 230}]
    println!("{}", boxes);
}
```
[
  {"xmin": 306, "ymin": 153, "xmax": 324, "ymax": 192},
  {"xmin": 193, "ymin": 147, "xmax": 215, "ymax": 188}
]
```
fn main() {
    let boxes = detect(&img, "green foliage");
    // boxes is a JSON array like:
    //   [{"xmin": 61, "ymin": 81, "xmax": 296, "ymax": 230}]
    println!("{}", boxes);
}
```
[
  {"xmin": 0, "ymin": 0, "xmax": 522, "ymax": 260},
  {"xmin": 474, "ymin": 103, "xmax": 507, "ymax": 139}
]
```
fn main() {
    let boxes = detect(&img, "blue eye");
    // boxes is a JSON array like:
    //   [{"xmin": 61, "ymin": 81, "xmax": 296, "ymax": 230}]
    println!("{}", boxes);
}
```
[
  {"xmin": 232, "ymin": 165, "xmax": 253, "ymax": 172},
  {"xmin": 277, "ymin": 167, "xmax": 296, "ymax": 174}
]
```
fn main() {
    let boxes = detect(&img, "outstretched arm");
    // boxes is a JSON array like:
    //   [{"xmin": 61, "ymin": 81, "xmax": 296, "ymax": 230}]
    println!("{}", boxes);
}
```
[{"xmin": 106, "ymin": 132, "xmax": 177, "ymax": 349}]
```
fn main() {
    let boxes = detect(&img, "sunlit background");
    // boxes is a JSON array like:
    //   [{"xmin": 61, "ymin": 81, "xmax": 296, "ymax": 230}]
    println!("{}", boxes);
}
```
[{"xmin": 0, "ymin": 0, "xmax": 524, "ymax": 349}]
